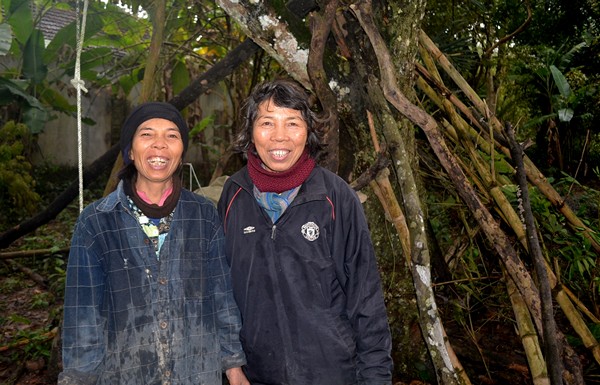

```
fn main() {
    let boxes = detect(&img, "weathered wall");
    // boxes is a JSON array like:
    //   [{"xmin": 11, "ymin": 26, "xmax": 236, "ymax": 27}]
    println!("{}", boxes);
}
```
[
  {"xmin": 31, "ymin": 81, "xmax": 231, "ymax": 181},
  {"xmin": 32, "ymin": 88, "xmax": 113, "ymax": 167}
]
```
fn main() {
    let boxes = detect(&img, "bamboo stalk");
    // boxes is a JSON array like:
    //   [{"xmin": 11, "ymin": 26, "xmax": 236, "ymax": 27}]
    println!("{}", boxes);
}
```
[
  {"xmin": 0, "ymin": 247, "xmax": 69, "ymax": 259},
  {"xmin": 555, "ymin": 288, "xmax": 600, "ymax": 364},
  {"xmin": 356, "ymin": 0, "xmax": 546, "ymax": 333},
  {"xmin": 355, "ymin": 24, "xmax": 467, "ymax": 382},
  {"xmin": 0, "ymin": 327, "xmax": 58, "ymax": 353},
  {"xmin": 418, "ymin": 37, "xmax": 600, "ymax": 369},
  {"xmin": 417, "ymin": 31, "xmax": 597, "ymax": 382},
  {"xmin": 418, "ymin": 29, "xmax": 600, "ymax": 253},
  {"xmin": 366, "ymin": 133, "xmax": 472, "ymax": 385},
  {"xmin": 506, "ymin": 269, "xmax": 551, "ymax": 385},
  {"xmin": 561, "ymin": 285, "xmax": 600, "ymax": 323}
]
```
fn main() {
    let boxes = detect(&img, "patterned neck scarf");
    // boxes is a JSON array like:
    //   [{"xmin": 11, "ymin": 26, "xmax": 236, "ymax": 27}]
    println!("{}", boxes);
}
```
[
  {"xmin": 253, "ymin": 185, "xmax": 300, "ymax": 223},
  {"xmin": 127, "ymin": 197, "xmax": 174, "ymax": 259}
]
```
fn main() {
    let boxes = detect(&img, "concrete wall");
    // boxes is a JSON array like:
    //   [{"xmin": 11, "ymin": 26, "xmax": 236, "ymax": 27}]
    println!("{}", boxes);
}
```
[
  {"xmin": 32, "ymin": 82, "xmax": 233, "ymax": 179},
  {"xmin": 32, "ymin": 87, "xmax": 114, "ymax": 167}
]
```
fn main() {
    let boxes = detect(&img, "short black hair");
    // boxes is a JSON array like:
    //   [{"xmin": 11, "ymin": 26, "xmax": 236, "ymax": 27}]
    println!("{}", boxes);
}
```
[{"xmin": 233, "ymin": 79, "xmax": 325, "ymax": 159}]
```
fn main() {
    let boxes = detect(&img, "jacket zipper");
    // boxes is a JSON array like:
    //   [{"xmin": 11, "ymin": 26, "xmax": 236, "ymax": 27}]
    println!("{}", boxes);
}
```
[{"xmin": 271, "ymin": 225, "xmax": 277, "ymax": 240}]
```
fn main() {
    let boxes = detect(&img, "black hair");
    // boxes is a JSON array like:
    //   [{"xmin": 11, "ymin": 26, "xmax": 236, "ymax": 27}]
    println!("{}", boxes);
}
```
[{"xmin": 233, "ymin": 79, "xmax": 325, "ymax": 159}]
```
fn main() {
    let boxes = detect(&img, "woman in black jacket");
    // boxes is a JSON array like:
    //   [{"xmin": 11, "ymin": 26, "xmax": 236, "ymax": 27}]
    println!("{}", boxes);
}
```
[{"xmin": 218, "ymin": 80, "xmax": 393, "ymax": 385}]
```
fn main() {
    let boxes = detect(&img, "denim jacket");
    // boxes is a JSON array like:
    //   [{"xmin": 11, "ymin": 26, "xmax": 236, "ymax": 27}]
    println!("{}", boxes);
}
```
[{"xmin": 59, "ymin": 181, "xmax": 245, "ymax": 385}]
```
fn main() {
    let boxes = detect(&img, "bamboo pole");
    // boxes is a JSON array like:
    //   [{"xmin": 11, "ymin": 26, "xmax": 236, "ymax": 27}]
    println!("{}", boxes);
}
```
[
  {"xmin": 417, "ymin": 38, "xmax": 600, "ymax": 369},
  {"xmin": 362, "ymin": 82, "xmax": 467, "ymax": 383},
  {"xmin": 352, "ymin": 0, "xmax": 546, "ymax": 334},
  {"xmin": 352, "ymin": 1, "xmax": 560, "ymax": 382},
  {"xmin": 0, "ymin": 327, "xmax": 58, "ymax": 353},
  {"xmin": 506, "ymin": 270, "xmax": 551, "ymax": 385},
  {"xmin": 418, "ymin": 30, "xmax": 600, "ymax": 254},
  {"xmin": 364, "ymin": 105, "xmax": 471, "ymax": 385},
  {"xmin": 0, "ymin": 247, "xmax": 69, "ymax": 259}
]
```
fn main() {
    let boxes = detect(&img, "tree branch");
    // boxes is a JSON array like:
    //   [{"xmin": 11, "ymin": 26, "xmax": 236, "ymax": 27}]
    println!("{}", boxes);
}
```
[
  {"xmin": 505, "ymin": 122, "xmax": 564, "ymax": 385},
  {"xmin": 307, "ymin": 0, "xmax": 340, "ymax": 172}
]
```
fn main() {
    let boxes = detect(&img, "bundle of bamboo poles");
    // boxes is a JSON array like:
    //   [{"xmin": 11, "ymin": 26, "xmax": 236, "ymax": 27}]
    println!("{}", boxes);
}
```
[{"xmin": 414, "ymin": 30, "xmax": 600, "ymax": 385}]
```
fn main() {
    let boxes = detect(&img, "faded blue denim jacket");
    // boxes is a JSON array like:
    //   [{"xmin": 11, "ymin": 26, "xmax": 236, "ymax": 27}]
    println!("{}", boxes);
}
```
[{"xmin": 59, "ymin": 181, "xmax": 245, "ymax": 385}]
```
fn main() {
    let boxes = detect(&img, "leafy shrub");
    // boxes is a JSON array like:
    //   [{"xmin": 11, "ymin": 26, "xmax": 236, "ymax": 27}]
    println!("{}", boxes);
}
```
[{"xmin": 0, "ymin": 121, "xmax": 41, "ymax": 227}]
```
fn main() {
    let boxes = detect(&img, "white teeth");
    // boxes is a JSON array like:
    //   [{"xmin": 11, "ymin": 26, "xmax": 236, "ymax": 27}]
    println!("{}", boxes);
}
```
[
  {"xmin": 272, "ymin": 150, "xmax": 288, "ymax": 157},
  {"xmin": 148, "ymin": 157, "xmax": 167, "ymax": 166}
]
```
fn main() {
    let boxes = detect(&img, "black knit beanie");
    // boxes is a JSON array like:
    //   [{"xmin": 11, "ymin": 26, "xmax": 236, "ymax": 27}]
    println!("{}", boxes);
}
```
[{"xmin": 120, "ymin": 102, "xmax": 189, "ymax": 164}]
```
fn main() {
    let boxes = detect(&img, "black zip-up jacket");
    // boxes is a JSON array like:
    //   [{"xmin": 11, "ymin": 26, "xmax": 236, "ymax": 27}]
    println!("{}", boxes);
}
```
[{"xmin": 218, "ymin": 165, "xmax": 393, "ymax": 385}]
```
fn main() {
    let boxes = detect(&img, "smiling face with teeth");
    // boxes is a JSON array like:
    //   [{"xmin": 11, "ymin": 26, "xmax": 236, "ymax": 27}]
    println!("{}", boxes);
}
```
[
  {"xmin": 130, "ymin": 118, "xmax": 184, "ymax": 196},
  {"xmin": 252, "ymin": 99, "xmax": 308, "ymax": 173}
]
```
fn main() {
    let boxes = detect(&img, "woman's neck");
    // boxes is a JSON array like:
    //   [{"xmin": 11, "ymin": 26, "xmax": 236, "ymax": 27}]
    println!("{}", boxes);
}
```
[{"xmin": 135, "ymin": 180, "xmax": 173, "ymax": 205}]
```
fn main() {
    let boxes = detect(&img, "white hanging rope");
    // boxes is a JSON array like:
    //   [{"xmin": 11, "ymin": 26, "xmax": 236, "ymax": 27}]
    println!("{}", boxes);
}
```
[{"xmin": 70, "ymin": 0, "xmax": 89, "ymax": 213}]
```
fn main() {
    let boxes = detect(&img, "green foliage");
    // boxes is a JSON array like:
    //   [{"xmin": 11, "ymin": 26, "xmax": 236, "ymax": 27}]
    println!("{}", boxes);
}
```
[
  {"xmin": 500, "ymin": 182, "xmax": 599, "ymax": 281},
  {"xmin": 0, "ymin": 0, "xmax": 143, "ymax": 135},
  {"xmin": 30, "ymin": 292, "xmax": 53, "ymax": 310},
  {"xmin": 0, "ymin": 77, "xmax": 48, "ymax": 134},
  {"xmin": 0, "ymin": 121, "xmax": 41, "ymax": 224},
  {"xmin": 22, "ymin": 28, "xmax": 47, "ymax": 84},
  {"xmin": 15, "ymin": 326, "xmax": 53, "ymax": 360},
  {"xmin": 0, "ymin": 277, "xmax": 23, "ymax": 294},
  {"xmin": 8, "ymin": 314, "xmax": 31, "ymax": 326},
  {"xmin": 0, "ymin": 22, "xmax": 11, "ymax": 54},
  {"xmin": 189, "ymin": 114, "xmax": 215, "ymax": 140},
  {"xmin": 45, "ymin": 256, "xmax": 67, "ymax": 298},
  {"xmin": 6, "ymin": 0, "xmax": 33, "ymax": 45}
]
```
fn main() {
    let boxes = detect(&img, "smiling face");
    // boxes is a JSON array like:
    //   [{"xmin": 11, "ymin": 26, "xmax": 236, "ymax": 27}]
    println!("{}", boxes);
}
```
[
  {"xmin": 252, "ymin": 99, "xmax": 308, "ymax": 173},
  {"xmin": 129, "ymin": 118, "xmax": 184, "ymax": 193}
]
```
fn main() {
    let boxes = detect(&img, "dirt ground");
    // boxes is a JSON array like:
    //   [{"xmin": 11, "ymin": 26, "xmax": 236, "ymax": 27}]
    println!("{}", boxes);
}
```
[
  {"xmin": 0, "ymin": 267, "xmax": 545, "ymax": 385},
  {"xmin": 1, "ymin": 276, "xmax": 597, "ymax": 385},
  {"xmin": 0, "ymin": 270, "xmax": 62, "ymax": 384}
]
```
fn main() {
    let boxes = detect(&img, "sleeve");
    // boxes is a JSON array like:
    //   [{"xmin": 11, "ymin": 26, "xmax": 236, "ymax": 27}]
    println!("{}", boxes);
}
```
[
  {"xmin": 207, "ymin": 207, "xmax": 247, "ymax": 371},
  {"xmin": 59, "ymin": 212, "xmax": 106, "ymax": 384},
  {"xmin": 333, "ymin": 183, "xmax": 393, "ymax": 385}
]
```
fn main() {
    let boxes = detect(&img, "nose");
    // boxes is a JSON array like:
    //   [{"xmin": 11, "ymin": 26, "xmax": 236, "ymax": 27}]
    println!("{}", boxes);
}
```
[
  {"xmin": 271, "ymin": 123, "xmax": 288, "ymax": 142},
  {"xmin": 152, "ymin": 135, "xmax": 168, "ymax": 149}
]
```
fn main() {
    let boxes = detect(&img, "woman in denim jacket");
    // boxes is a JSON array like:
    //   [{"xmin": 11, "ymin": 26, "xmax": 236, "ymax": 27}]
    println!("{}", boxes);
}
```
[{"xmin": 59, "ymin": 102, "xmax": 248, "ymax": 385}]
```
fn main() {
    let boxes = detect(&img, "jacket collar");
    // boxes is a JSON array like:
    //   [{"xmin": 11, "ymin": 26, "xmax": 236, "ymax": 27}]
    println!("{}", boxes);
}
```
[
  {"xmin": 96, "ymin": 180, "xmax": 129, "ymax": 213},
  {"xmin": 230, "ymin": 165, "xmax": 328, "ymax": 202}
]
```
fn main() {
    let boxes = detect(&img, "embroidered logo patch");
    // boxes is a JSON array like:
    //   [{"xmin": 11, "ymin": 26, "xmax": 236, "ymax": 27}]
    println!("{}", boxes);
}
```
[
  {"xmin": 243, "ymin": 226, "xmax": 256, "ymax": 234},
  {"xmin": 301, "ymin": 222, "xmax": 320, "ymax": 241}
]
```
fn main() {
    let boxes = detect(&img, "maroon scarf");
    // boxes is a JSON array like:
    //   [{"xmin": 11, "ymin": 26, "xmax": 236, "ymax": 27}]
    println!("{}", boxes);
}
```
[{"xmin": 247, "ymin": 148, "xmax": 315, "ymax": 193}]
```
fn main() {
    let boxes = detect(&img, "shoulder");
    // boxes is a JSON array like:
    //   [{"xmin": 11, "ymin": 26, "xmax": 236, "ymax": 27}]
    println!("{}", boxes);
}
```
[
  {"xmin": 224, "ymin": 167, "xmax": 249, "ymax": 189},
  {"xmin": 220, "ymin": 168, "xmax": 250, "ymax": 200},
  {"xmin": 78, "ymin": 190, "xmax": 120, "ymax": 221},
  {"xmin": 309, "ymin": 166, "xmax": 358, "ymax": 198},
  {"xmin": 179, "ymin": 189, "xmax": 219, "ymax": 215}
]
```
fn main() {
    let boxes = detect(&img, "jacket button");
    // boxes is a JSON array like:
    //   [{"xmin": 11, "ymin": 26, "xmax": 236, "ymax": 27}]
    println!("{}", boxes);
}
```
[
  {"xmin": 160, "ymin": 321, "xmax": 167, "ymax": 329},
  {"xmin": 144, "ymin": 239, "xmax": 150, "ymax": 244},
  {"xmin": 159, "ymin": 278, "xmax": 167, "ymax": 285}
]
